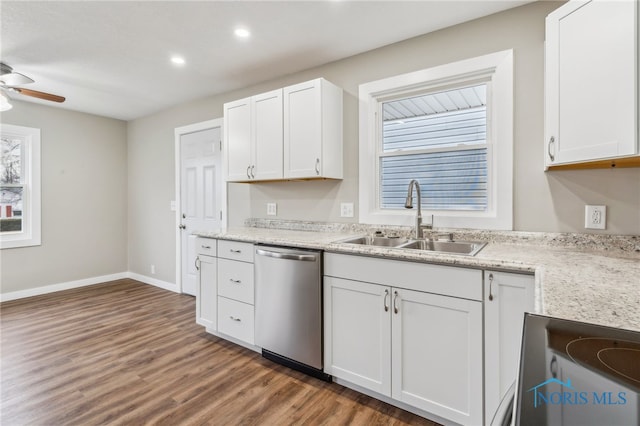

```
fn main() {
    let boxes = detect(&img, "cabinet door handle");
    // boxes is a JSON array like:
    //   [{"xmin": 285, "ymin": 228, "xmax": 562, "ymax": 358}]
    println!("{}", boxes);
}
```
[
  {"xmin": 246, "ymin": 166, "xmax": 251, "ymax": 179},
  {"xmin": 393, "ymin": 290, "xmax": 399, "ymax": 314},
  {"xmin": 383, "ymin": 289, "xmax": 389, "ymax": 312},
  {"xmin": 250, "ymin": 165, "xmax": 255, "ymax": 178},
  {"xmin": 195, "ymin": 257, "xmax": 200, "ymax": 271},
  {"xmin": 315, "ymin": 158, "xmax": 320, "ymax": 175},
  {"xmin": 548, "ymin": 136, "xmax": 555, "ymax": 161},
  {"xmin": 229, "ymin": 278, "xmax": 242, "ymax": 284},
  {"xmin": 178, "ymin": 224, "xmax": 186, "ymax": 230},
  {"xmin": 229, "ymin": 316, "xmax": 241, "ymax": 322},
  {"xmin": 488, "ymin": 273, "xmax": 494, "ymax": 301}
]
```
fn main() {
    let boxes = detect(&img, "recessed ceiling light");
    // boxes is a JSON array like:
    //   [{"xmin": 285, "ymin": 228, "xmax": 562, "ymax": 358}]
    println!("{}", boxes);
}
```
[
  {"xmin": 171, "ymin": 56, "xmax": 186, "ymax": 66},
  {"xmin": 234, "ymin": 28, "xmax": 251, "ymax": 38}
]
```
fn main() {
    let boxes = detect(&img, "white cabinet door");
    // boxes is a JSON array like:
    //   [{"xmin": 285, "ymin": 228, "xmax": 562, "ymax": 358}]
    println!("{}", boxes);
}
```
[
  {"xmin": 284, "ymin": 78, "xmax": 343, "ymax": 179},
  {"xmin": 253, "ymin": 89, "xmax": 283, "ymax": 180},
  {"xmin": 224, "ymin": 97, "xmax": 252, "ymax": 181},
  {"xmin": 196, "ymin": 254, "xmax": 217, "ymax": 330},
  {"xmin": 324, "ymin": 277, "xmax": 392, "ymax": 396},
  {"xmin": 545, "ymin": 0, "xmax": 638, "ymax": 167},
  {"xmin": 284, "ymin": 79, "xmax": 322, "ymax": 178},
  {"xmin": 391, "ymin": 288, "xmax": 483, "ymax": 426},
  {"xmin": 484, "ymin": 271, "xmax": 535, "ymax": 425}
]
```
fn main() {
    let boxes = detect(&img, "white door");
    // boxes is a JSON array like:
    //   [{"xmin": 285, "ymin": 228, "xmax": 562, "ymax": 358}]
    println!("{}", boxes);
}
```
[{"xmin": 180, "ymin": 126, "xmax": 222, "ymax": 296}]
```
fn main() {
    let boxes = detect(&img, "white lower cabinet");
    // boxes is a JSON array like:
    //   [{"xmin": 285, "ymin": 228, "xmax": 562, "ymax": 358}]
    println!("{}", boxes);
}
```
[
  {"xmin": 483, "ymin": 270, "xmax": 535, "ymax": 425},
  {"xmin": 196, "ymin": 238, "xmax": 257, "ymax": 350},
  {"xmin": 324, "ymin": 253, "xmax": 484, "ymax": 425},
  {"xmin": 392, "ymin": 288, "xmax": 483, "ymax": 425},
  {"xmin": 196, "ymin": 254, "xmax": 217, "ymax": 330},
  {"xmin": 324, "ymin": 277, "xmax": 391, "ymax": 395}
]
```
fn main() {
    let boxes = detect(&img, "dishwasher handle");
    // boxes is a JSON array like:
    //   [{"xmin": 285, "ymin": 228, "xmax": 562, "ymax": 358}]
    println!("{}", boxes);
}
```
[{"xmin": 255, "ymin": 248, "xmax": 318, "ymax": 262}]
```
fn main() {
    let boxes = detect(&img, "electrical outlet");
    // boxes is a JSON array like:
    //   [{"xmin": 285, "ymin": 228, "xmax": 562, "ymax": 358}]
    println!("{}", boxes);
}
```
[
  {"xmin": 267, "ymin": 203, "xmax": 277, "ymax": 216},
  {"xmin": 150, "ymin": 264, "xmax": 156, "ymax": 275},
  {"xmin": 585, "ymin": 205, "xmax": 606, "ymax": 230},
  {"xmin": 340, "ymin": 202, "xmax": 354, "ymax": 218}
]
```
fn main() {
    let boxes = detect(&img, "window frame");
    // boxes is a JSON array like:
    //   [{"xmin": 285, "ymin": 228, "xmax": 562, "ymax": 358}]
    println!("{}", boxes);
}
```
[
  {"xmin": 1, "ymin": 124, "xmax": 41, "ymax": 249},
  {"xmin": 358, "ymin": 50, "xmax": 513, "ymax": 230}
]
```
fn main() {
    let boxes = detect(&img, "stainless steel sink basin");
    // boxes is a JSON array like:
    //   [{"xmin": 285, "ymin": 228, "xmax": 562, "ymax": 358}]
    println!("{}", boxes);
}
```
[
  {"xmin": 336, "ymin": 236, "xmax": 410, "ymax": 247},
  {"xmin": 399, "ymin": 239, "xmax": 486, "ymax": 256}
]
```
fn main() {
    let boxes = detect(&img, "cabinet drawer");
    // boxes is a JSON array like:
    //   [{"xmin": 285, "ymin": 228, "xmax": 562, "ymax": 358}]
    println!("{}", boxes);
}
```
[
  {"xmin": 218, "ymin": 296, "xmax": 255, "ymax": 345},
  {"xmin": 196, "ymin": 238, "xmax": 217, "ymax": 256},
  {"xmin": 324, "ymin": 253, "xmax": 482, "ymax": 301},
  {"xmin": 218, "ymin": 240, "xmax": 254, "ymax": 263},
  {"xmin": 218, "ymin": 259, "xmax": 254, "ymax": 304}
]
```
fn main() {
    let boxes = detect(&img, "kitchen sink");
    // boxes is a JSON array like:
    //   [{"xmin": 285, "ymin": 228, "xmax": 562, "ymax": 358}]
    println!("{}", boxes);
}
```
[
  {"xmin": 399, "ymin": 239, "xmax": 487, "ymax": 256},
  {"xmin": 335, "ymin": 235, "xmax": 486, "ymax": 256},
  {"xmin": 336, "ymin": 236, "xmax": 410, "ymax": 247}
]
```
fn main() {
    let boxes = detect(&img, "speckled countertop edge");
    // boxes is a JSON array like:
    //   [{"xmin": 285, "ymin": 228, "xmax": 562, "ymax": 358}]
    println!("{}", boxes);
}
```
[{"xmin": 194, "ymin": 223, "xmax": 640, "ymax": 332}]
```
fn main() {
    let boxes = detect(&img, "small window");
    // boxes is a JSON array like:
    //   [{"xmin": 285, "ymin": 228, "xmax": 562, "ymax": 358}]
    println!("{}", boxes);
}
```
[
  {"xmin": 1, "ymin": 124, "xmax": 41, "ymax": 249},
  {"xmin": 359, "ymin": 50, "xmax": 513, "ymax": 230},
  {"xmin": 380, "ymin": 84, "xmax": 488, "ymax": 211}
]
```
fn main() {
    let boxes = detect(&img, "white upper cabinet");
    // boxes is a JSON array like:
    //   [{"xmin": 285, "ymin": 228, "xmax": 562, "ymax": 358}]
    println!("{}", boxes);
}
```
[
  {"xmin": 544, "ymin": 0, "xmax": 639, "ymax": 169},
  {"xmin": 284, "ymin": 78, "xmax": 343, "ymax": 179},
  {"xmin": 224, "ymin": 89, "xmax": 283, "ymax": 182},
  {"xmin": 224, "ymin": 97, "xmax": 252, "ymax": 181}
]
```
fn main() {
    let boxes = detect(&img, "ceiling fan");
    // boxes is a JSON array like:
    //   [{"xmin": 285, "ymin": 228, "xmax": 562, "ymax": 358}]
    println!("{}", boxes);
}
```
[{"xmin": 1, "ymin": 63, "xmax": 66, "ymax": 106}]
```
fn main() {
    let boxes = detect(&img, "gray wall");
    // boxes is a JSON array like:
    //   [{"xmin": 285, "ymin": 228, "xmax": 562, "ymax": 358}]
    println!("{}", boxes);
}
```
[
  {"xmin": 0, "ymin": 101, "xmax": 128, "ymax": 293},
  {"xmin": 125, "ymin": 1, "xmax": 639, "ymax": 284}
]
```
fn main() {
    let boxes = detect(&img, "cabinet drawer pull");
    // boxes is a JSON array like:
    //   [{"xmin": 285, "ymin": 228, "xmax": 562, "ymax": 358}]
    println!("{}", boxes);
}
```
[
  {"xmin": 230, "ymin": 249, "xmax": 242, "ymax": 254},
  {"xmin": 393, "ymin": 290, "xmax": 399, "ymax": 314},
  {"xmin": 229, "ymin": 316, "xmax": 241, "ymax": 322},
  {"xmin": 315, "ymin": 158, "xmax": 320, "ymax": 175},
  {"xmin": 201, "ymin": 244, "xmax": 211, "ymax": 249},
  {"xmin": 548, "ymin": 136, "xmax": 555, "ymax": 161},
  {"xmin": 383, "ymin": 289, "xmax": 389, "ymax": 312},
  {"xmin": 229, "ymin": 278, "xmax": 242, "ymax": 284},
  {"xmin": 488, "ymin": 273, "xmax": 494, "ymax": 301}
]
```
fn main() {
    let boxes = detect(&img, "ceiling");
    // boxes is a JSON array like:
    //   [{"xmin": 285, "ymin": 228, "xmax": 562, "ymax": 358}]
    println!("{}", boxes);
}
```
[{"xmin": 1, "ymin": 1, "xmax": 532, "ymax": 121}]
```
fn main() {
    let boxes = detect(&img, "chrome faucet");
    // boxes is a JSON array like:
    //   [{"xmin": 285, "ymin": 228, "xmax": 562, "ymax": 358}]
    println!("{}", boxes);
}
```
[{"xmin": 405, "ymin": 179, "xmax": 432, "ymax": 239}]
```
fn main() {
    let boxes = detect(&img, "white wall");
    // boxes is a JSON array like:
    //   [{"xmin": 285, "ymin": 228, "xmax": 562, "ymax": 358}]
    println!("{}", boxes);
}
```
[{"xmin": 0, "ymin": 100, "xmax": 128, "ymax": 294}]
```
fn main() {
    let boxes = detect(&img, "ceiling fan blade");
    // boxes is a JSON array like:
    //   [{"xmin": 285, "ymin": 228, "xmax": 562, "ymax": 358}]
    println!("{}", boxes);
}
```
[
  {"xmin": 0, "ymin": 72, "xmax": 35, "ymax": 86},
  {"xmin": 13, "ymin": 87, "xmax": 65, "ymax": 103}
]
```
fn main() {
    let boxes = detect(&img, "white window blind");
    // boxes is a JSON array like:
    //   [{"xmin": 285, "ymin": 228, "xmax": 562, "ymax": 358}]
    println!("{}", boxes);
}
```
[{"xmin": 379, "ymin": 84, "xmax": 488, "ymax": 211}]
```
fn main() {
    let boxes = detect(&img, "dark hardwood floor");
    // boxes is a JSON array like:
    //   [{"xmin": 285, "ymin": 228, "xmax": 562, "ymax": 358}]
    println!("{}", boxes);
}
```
[{"xmin": 1, "ymin": 279, "xmax": 438, "ymax": 425}]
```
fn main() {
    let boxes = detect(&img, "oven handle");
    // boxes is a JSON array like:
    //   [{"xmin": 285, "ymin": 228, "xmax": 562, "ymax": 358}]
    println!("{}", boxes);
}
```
[{"xmin": 255, "ymin": 248, "xmax": 317, "ymax": 262}]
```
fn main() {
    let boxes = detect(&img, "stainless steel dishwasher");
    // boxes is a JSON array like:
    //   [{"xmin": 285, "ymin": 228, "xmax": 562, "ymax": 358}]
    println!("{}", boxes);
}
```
[{"xmin": 254, "ymin": 245, "xmax": 330, "ymax": 381}]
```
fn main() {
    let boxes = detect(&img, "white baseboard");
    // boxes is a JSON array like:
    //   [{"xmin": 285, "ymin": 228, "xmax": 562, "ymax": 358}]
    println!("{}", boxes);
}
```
[
  {"xmin": 0, "ymin": 272, "xmax": 129, "ymax": 302},
  {"xmin": 127, "ymin": 272, "xmax": 180, "ymax": 293},
  {"xmin": 0, "ymin": 271, "xmax": 180, "ymax": 302}
]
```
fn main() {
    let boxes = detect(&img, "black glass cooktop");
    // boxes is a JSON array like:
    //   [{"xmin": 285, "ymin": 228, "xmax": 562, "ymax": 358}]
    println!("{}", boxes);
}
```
[{"xmin": 515, "ymin": 314, "xmax": 640, "ymax": 426}]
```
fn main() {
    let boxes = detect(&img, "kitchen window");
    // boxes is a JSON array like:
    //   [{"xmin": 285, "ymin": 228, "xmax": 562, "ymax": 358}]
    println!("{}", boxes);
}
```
[
  {"xmin": 0, "ymin": 124, "xmax": 41, "ymax": 249},
  {"xmin": 359, "ymin": 50, "xmax": 513, "ymax": 230}
]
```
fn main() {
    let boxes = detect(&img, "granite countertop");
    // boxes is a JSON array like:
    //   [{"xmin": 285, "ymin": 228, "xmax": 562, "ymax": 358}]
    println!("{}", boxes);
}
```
[{"xmin": 194, "ymin": 226, "xmax": 640, "ymax": 332}]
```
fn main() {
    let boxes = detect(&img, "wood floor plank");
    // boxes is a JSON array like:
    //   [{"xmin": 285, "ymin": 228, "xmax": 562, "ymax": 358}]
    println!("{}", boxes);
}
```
[{"xmin": 1, "ymin": 279, "xmax": 439, "ymax": 425}]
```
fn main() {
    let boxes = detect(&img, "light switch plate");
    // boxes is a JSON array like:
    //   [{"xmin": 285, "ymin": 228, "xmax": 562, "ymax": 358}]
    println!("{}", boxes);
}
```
[
  {"xmin": 267, "ymin": 203, "xmax": 277, "ymax": 216},
  {"xmin": 585, "ymin": 205, "xmax": 606, "ymax": 229},
  {"xmin": 340, "ymin": 202, "xmax": 354, "ymax": 218}
]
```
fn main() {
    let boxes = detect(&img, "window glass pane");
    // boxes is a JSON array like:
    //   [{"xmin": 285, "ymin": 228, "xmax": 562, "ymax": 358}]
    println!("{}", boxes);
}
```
[
  {"xmin": 380, "ymin": 148, "xmax": 487, "ymax": 211},
  {"xmin": 1, "ymin": 136, "xmax": 22, "ymax": 184},
  {"xmin": 380, "ymin": 83, "xmax": 488, "ymax": 211},
  {"xmin": 0, "ymin": 186, "xmax": 23, "ymax": 232}
]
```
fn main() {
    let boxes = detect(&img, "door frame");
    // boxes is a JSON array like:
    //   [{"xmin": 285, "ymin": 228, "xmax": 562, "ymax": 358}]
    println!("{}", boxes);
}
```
[{"xmin": 174, "ymin": 118, "xmax": 226, "ymax": 293}]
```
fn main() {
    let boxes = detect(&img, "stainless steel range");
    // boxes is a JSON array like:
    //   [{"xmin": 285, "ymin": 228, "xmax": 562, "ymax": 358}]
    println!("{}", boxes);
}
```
[{"xmin": 514, "ymin": 314, "xmax": 640, "ymax": 426}]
